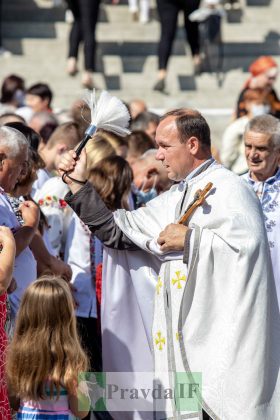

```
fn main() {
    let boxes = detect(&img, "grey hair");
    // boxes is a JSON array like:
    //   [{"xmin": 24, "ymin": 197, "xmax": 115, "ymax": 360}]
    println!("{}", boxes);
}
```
[
  {"xmin": 244, "ymin": 114, "xmax": 280, "ymax": 150},
  {"xmin": 0, "ymin": 126, "xmax": 28, "ymax": 158},
  {"xmin": 141, "ymin": 148, "xmax": 158, "ymax": 159},
  {"xmin": 135, "ymin": 149, "xmax": 158, "ymax": 166}
]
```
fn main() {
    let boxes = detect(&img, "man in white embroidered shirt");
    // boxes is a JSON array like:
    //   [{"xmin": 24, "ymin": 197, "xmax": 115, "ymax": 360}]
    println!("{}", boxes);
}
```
[
  {"xmin": 242, "ymin": 114, "xmax": 280, "ymax": 306},
  {"xmin": 59, "ymin": 109, "xmax": 280, "ymax": 420}
]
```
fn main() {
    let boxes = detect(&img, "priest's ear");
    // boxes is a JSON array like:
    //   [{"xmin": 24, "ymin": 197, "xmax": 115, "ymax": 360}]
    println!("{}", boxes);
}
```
[{"xmin": 186, "ymin": 136, "xmax": 200, "ymax": 155}]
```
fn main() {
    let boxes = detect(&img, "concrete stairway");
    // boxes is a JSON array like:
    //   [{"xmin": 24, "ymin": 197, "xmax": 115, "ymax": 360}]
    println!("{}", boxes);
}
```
[{"xmin": 1, "ymin": 0, "xmax": 280, "ymax": 145}]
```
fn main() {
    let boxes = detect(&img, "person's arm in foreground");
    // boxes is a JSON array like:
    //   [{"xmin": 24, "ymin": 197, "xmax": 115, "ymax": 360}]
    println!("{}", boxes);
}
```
[
  {"xmin": 58, "ymin": 149, "xmax": 138, "ymax": 250},
  {"xmin": 13, "ymin": 200, "xmax": 40, "ymax": 256},
  {"xmin": 29, "ymin": 231, "xmax": 72, "ymax": 281},
  {"xmin": 0, "ymin": 226, "xmax": 16, "ymax": 295}
]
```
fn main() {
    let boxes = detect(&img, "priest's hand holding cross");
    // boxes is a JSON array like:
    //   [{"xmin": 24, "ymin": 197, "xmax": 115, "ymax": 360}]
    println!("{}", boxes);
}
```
[
  {"xmin": 157, "ymin": 182, "xmax": 213, "ymax": 252},
  {"xmin": 157, "ymin": 223, "xmax": 189, "ymax": 252}
]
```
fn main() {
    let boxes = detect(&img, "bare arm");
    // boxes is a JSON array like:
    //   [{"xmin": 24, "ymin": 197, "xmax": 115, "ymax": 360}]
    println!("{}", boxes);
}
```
[
  {"xmin": 14, "ymin": 226, "xmax": 37, "ymax": 257},
  {"xmin": 29, "ymin": 231, "xmax": 72, "ymax": 281},
  {"xmin": 68, "ymin": 391, "xmax": 90, "ymax": 419},
  {"xmin": 14, "ymin": 201, "xmax": 40, "ymax": 257}
]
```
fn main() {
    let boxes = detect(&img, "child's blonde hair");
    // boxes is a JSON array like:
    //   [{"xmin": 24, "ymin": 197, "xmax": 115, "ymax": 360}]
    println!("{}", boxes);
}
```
[{"xmin": 6, "ymin": 276, "xmax": 88, "ymax": 400}]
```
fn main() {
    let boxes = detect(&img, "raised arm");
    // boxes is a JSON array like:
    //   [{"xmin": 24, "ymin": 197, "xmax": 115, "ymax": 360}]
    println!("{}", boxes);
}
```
[{"xmin": 58, "ymin": 149, "xmax": 138, "ymax": 250}]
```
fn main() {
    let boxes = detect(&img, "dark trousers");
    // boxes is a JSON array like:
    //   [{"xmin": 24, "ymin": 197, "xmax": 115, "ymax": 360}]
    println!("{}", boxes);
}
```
[
  {"xmin": 66, "ymin": 0, "xmax": 101, "ymax": 71},
  {"xmin": 77, "ymin": 316, "xmax": 102, "ymax": 372},
  {"xmin": 77, "ymin": 317, "xmax": 113, "ymax": 420},
  {"xmin": 156, "ymin": 0, "xmax": 201, "ymax": 69}
]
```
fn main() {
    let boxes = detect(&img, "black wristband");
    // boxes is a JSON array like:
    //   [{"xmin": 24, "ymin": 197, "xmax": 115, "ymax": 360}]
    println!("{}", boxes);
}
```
[{"xmin": 62, "ymin": 172, "xmax": 87, "ymax": 186}]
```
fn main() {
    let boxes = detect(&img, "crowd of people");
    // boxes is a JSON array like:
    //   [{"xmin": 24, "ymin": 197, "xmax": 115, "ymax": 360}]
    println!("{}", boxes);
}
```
[{"xmin": 0, "ymin": 53, "xmax": 279, "ymax": 420}]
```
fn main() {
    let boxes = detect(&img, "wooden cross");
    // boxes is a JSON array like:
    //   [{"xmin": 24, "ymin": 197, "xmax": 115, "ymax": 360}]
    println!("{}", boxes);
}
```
[{"xmin": 178, "ymin": 182, "xmax": 213, "ymax": 225}]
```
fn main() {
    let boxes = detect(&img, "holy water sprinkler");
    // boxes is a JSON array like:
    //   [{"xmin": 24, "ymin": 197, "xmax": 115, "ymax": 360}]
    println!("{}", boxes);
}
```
[{"xmin": 75, "ymin": 89, "xmax": 131, "ymax": 157}]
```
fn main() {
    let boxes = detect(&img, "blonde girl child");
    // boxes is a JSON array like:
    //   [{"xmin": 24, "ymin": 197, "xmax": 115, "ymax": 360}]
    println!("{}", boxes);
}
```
[{"xmin": 6, "ymin": 276, "xmax": 90, "ymax": 419}]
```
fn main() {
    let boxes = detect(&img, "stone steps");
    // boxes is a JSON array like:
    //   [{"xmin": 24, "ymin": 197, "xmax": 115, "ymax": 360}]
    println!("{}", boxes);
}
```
[{"xmin": 1, "ymin": 0, "xmax": 280, "ymax": 147}]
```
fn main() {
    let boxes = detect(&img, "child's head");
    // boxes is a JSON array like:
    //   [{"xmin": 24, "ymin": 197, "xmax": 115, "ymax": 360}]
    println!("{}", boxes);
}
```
[
  {"xmin": 40, "ymin": 122, "xmax": 81, "ymax": 171},
  {"xmin": 26, "ymin": 83, "xmax": 53, "ymax": 113},
  {"xmin": 6, "ymin": 276, "xmax": 88, "ymax": 400}
]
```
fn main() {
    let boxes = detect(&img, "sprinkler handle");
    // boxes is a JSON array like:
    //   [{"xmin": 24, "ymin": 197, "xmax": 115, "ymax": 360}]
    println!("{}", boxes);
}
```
[{"xmin": 75, "ymin": 124, "xmax": 97, "ymax": 157}]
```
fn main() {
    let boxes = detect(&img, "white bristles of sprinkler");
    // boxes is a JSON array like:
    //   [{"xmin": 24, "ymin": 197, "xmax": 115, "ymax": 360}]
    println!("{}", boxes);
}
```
[{"xmin": 75, "ymin": 89, "xmax": 131, "ymax": 157}]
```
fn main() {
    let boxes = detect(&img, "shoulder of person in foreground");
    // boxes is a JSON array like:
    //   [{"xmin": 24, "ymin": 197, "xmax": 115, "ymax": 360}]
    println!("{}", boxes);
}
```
[{"xmin": 34, "ymin": 175, "xmax": 70, "ymax": 203}]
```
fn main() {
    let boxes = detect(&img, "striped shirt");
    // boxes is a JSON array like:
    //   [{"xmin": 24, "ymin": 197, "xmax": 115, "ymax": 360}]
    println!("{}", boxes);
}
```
[{"xmin": 17, "ymin": 386, "xmax": 75, "ymax": 420}]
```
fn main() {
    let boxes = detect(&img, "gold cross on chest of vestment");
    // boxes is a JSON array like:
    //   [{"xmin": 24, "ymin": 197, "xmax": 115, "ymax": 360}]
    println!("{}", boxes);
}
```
[
  {"xmin": 155, "ymin": 331, "xmax": 166, "ymax": 350},
  {"xmin": 172, "ymin": 271, "xmax": 187, "ymax": 289},
  {"xmin": 156, "ymin": 276, "xmax": 163, "ymax": 295}
]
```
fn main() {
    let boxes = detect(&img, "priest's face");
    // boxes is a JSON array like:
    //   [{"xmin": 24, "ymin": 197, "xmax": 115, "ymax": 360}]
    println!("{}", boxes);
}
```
[
  {"xmin": 155, "ymin": 117, "xmax": 195, "ymax": 182},
  {"xmin": 244, "ymin": 130, "xmax": 280, "ymax": 182}
]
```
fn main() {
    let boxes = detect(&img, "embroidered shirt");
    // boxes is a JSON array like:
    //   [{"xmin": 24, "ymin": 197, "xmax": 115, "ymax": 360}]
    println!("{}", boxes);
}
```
[
  {"xmin": 242, "ymin": 168, "xmax": 280, "ymax": 305},
  {"xmin": 0, "ymin": 188, "xmax": 37, "ymax": 319}
]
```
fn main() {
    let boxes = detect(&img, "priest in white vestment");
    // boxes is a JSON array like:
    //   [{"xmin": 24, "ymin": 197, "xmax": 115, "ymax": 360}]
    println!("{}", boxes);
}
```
[{"xmin": 59, "ymin": 109, "xmax": 280, "ymax": 420}]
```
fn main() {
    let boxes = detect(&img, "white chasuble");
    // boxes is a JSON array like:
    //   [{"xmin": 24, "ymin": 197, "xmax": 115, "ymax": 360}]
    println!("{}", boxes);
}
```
[{"xmin": 103, "ymin": 162, "xmax": 280, "ymax": 420}]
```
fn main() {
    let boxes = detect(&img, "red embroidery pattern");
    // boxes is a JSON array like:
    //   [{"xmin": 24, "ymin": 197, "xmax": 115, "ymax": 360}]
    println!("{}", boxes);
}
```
[
  {"xmin": 38, "ymin": 196, "xmax": 67, "ymax": 209},
  {"xmin": 0, "ymin": 293, "xmax": 11, "ymax": 420}
]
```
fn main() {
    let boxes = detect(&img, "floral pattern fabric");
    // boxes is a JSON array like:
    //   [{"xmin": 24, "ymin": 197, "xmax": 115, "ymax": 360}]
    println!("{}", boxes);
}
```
[
  {"xmin": 0, "ymin": 293, "xmax": 11, "ymax": 420},
  {"xmin": 38, "ymin": 195, "xmax": 67, "ymax": 210},
  {"xmin": 242, "ymin": 168, "xmax": 280, "ymax": 304}
]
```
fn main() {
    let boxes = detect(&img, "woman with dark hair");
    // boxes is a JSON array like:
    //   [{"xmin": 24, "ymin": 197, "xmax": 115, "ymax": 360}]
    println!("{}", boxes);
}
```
[
  {"xmin": 0, "ymin": 74, "xmax": 25, "ymax": 114},
  {"xmin": 5, "ymin": 121, "xmax": 40, "ymax": 151}
]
